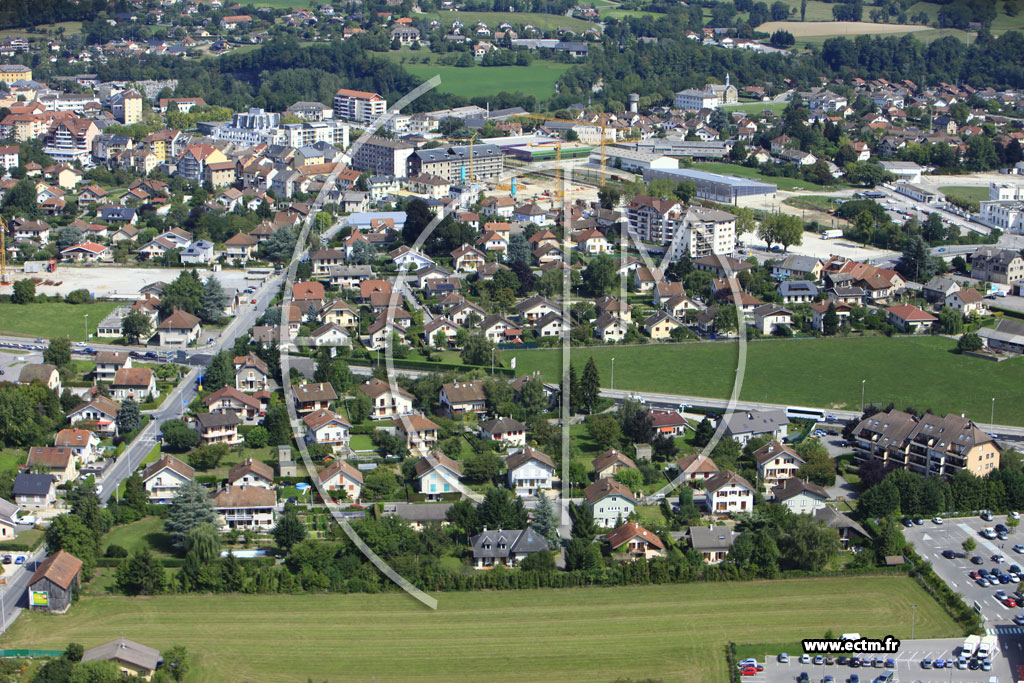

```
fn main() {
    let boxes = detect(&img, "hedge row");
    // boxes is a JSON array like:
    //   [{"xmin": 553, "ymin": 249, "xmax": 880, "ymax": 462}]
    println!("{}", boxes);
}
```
[
  {"xmin": 904, "ymin": 545, "xmax": 983, "ymax": 635},
  {"xmin": 349, "ymin": 359, "xmax": 515, "ymax": 377}
]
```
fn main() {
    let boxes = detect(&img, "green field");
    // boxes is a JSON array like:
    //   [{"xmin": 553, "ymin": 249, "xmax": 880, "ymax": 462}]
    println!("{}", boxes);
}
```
[
  {"xmin": 513, "ymin": 336, "xmax": 1024, "ymax": 425},
  {"xmin": 940, "ymin": 185, "xmax": 988, "ymax": 202},
  {"xmin": 0, "ymin": 576, "xmax": 956, "ymax": 682},
  {"xmin": 100, "ymin": 516, "xmax": 173, "ymax": 559},
  {"xmin": 796, "ymin": 28, "xmax": 975, "ymax": 46},
  {"xmin": 0, "ymin": 301, "xmax": 121, "ymax": 341},
  {"xmin": 721, "ymin": 101, "xmax": 789, "ymax": 116},
  {"xmin": 782, "ymin": 195, "xmax": 842, "ymax": 212},
  {"xmin": 689, "ymin": 162, "xmax": 839, "ymax": 192},
  {"xmin": 379, "ymin": 53, "xmax": 571, "ymax": 99},
  {"xmin": 420, "ymin": 11, "xmax": 598, "ymax": 32}
]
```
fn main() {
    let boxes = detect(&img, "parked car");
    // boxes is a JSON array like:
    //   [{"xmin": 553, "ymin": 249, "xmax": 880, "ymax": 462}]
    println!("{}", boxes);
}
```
[
  {"xmin": 1013, "ymin": 544, "xmax": 1024, "ymax": 553},
  {"xmin": 14, "ymin": 556, "xmax": 24, "ymax": 565},
  {"xmin": 913, "ymin": 517, "xmax": 924, "ymax": 525},
  {"xmin": 933, "ymin": 517, "xmax": 943, "ymax": 524},
  {"xmin": 982, "ymin": 511, "xmax": 994, "ymax": 521},
  {"xmin": 942, "ymin": 549, "xmax": 956, "ymax": 559},
  {"xmin": 972, "ymin": 556, "xmax": 985, "ymax": 565},
  {"xmin": 813, "ymin": 655, "xmax": 824, "ymax": 665},
  {"xmin": 737, "ymin": 659, "xmax": 758, "ymax": 668},
  {"xmin": 995, "ymin": 590, "xmax": 1007, "ymax": 601},
  {"xmin": 778, "ymin": 653, "xmax": 789, "ymax": 663},
  {"xmin": 1, "ymin": 555, "xmax": 10, "ymax": 564},
  {"xmin": 921, "ymin": 658, "xmax": 932, "ymax": 669}
]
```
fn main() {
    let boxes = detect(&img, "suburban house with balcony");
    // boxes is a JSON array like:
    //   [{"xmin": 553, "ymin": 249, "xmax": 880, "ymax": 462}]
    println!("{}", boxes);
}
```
[
  {"xmin": 592, "ymin": 449, "xmax": 638, "ymax": 480},
  {"xmin": 885, "ymin": 304, "xmax": 936, "ymax": 333},
  {"xmin": 357, "ymin": 377, "xmax": 413, "ymax": 419},
  {"xmin": 415, "ymin": 453, "xmax": 463, "ymax": 500},
  {"xmin": 67, "ymin": 395, "xmax": 120, "ymax": 435},
  {"xmin": 318, "ymin": 459, "xmax": 364, "ymax": 501},
  {"xmin": 234, "ymin": 353, "xmax": 270, "ymax": 392},
  {"xmin": 850, "ymin": 409, "xmax": 1000, "ymax": 479},
  {"xmin": 141, "ymin": 455, "xmax": 195, "ymax": 504},
  {"xmin": 704, "ymin": 469, "xmax": 754, "ymax": 515},
  {"xmin": 505, "ymin": 446, "xmax": 555, "ymax": 497},
  {"xmin": 92, "ymin": 351, "xmax": 131, "ymax": 383},
  {"xmin": 203, "ymin": 386, "xmax": 262, "ymax": 425},
  {"xmin": 479, "ymin": 417, "xmax": 527, "ymax": 447},
  {"xmin": 396, "ymin": 414, "xmax": 439, "ymax": 457},
  {"xmin": 194, "ymin": 412, "xmax": 241, "ymax": 446},
  {"xmin": 53, "ymin": 428, "xmax": 100, "ymax": 464},
  {"xmin": 607, "ymin": 522, "xmax": 665, "ymax": 561},
  {"xmin": 752, "ymin": 440, "xmax": 805, "ymax": 490},
  {"xmin": 291, "ymin": 382, "xmax": 338, "ymax": 415},
  {"xmin": 302, "ymin": 409, "xmax": 351, "ymax": 451},
  {"xmin": 585, "ymin": 478, "xmax": 636, "ymax": 528},
  {"xmin": 111, "ymin": 368, "xmax": 158, "ymax": 402},
  {"xmin": 210, "ymin": 485, "xmax": 276, "ymax": 530}
]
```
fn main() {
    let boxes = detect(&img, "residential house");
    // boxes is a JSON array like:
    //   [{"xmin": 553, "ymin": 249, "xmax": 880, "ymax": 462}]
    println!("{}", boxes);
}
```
[
  {"xmin": 585, "ymin": 478, "xmax": 636, "ymax": 528},
  {"xmin": 722, "ymin": 409, "xmax": 788, "ymax": 445},
  {"xmin": 67, "ymin": 395, "xmax": 120, "ymax": 435},
  {"xmin": 111, "ymin": 368, "xmax": 158, "ymax": 402},
  {"xmin": 439, "ymin": 380, "xmax": 487, "ymax": 418},
  {"xmin": 291, "ymin": 382, "xmax": 338, "ymax": 415},
  {"xmin": 234, "ymin": 353, "xmax": 270, "ymax": 392},
  {"xmin": 81, "ymin": 639, "xmax": 161, "ymax": 680},
  {"xmin": 318, "ymin": 459, "xmax": 363, "ymax": 501},
  {"xmin": 752, "ymin": 303, "xmax": 793, "ymax": 335},
  {"xmin": 224, "ymin": 233, "xmax": 258, "ymax": 262},
  {"xmin": 945, "ymin": 288, "xmax": 986, "ymax": 316},
  {"xmin": 643, "ymin": 310, "xmax": 685, "ymax": 340},
  {"xmin": 194, "ymin": 411, "xmax": 241, "ymax": 446},
  {"xmin": 53, "ymin": 428, "xmax": 100, "ymax": 464},
  {"xmin": 772, "ymin": 477, "xmax": 829, "ymax": 513},
  {"xmin": 18, "ymin": 363, "xmax": 61, "ymax": 394},
  {"xmin": 203, "ymin": 386, "xmax": 261, "ymax": 425},
  {"xmin": 922, "ymin": 276, "xmax": 960, "ymax": 303},
  {"xmin": 594, "ymin": 313, "xmax": 629, "ymax": 343},
  {"xmin": 26, "ymin": 446, "xmax": 77, "ymax": 483},
  {"xmin": 227, "ymin": 458, "xmax": 274, "ymax": 489},
  {"xmin": 675, "ymin": 453, "xmax": 719, "ymax": 486},
  {"xmin": 777, "ymin": 280, "xmax": 819, "ymax": 304},
  {"xmin": 210, "ymin": 485, "xmax": 276, "ymax": 530},
  {"xmin": 469, "ymin": 527, "xmax": 549, "ymax": 569},
  {"xmin": 505, "ymin": 446, "xmax": 555, "ymax": 497},
  {"xmin": 155, "ymin": 309, "xmax": 201, "ymax": 347},
  {"xmin": 93, "ymin": 350, "xmax": 131, "ymax": 383},
  {"xmin": 688, "ymin": 525, "xmax": 740, "ymax": 564},
  {"xmin": 885, "ymin": 304, "xmax": 937, "ymax": 333},
  {"xmin": 479, "ymin": 417, "xmax": 527, "ymax": 447},
  {"xmin": 752, "ymin": 440, "xmax": 805, "ymax": 490},
  {"xmin": 357, "ymin": 377, "xmax": 414, "ymax": 419},
  {"xmin": 592, "ymin": 448, "xmax": 638, "ymax": 480},
  {"xmin": 810, "ymin": 300, "xmax": 852, "ymax": 332},
  {"xmin": 12, "ymin": 473, "xmax": 55, "ymax": 509},
  {"xmin": 814, "ymin": 506, "xmax": 871, "ymax": 549},
  {"xmin": 451, "ymin": 244, "xmax": 486, "ymax": 272},
  {"xmin": 704, "ymin": 469, "xmax": 755, "ymax": 514},
  {"xmin": 396, "ymin": 414, "xmax": 439, "ymax": 457},
  {"xmin": 302, "ymin": 409, "xmax": 351, "ymax": 451},
  {"xmin": 607, "ymin": 522, "xmax": 665, "ymax": 561},
  {"xmin": 415, "ymin": 453, "xmax": 463, "ymax": 500},
  {"xmin": 969, "ymin": 247, "xmax": 1024, "ymax": 284},
  {"xmin": 141, "ymin": 455, "xmax": 195, "ymax": 504}
]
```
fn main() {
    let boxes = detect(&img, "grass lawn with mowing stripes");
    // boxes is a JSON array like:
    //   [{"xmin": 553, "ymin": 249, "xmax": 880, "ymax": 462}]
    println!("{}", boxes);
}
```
[
  {"xmin": 0, "ymin": 301, "xmax": 121, "ymax": 341},
  {"xmin": 0, "ymin": 576, "xmax": 956, "ymax": 682}
]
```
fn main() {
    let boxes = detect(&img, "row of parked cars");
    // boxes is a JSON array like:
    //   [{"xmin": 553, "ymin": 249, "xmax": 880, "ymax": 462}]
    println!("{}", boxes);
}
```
[
  {"xmin": 778, "ymin": 654, "xmax": 896, "ymax": 669},
  {"xmin": 922, "ymin": 655, "xmax": 994, "ymax": 671}
]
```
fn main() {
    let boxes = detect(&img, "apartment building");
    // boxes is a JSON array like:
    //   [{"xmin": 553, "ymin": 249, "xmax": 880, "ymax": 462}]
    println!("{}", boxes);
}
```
[
  {"xmin": 332, "ymin": 88, "xmax": 386, "ymax": 125},
  {"xmin": 349, "ymin": 136, "xmax": 415, "ymax": 178},
  {"xmin": 851, "ymin": 409, "xmax": 1000, "ymax": 479},
  {"xmin": 408, "ymin": 144, "xmax": 503, "ymax": 183},
  {"xmin": 627, "ymin": 196, "xmax": 735, "ymax": 261}
]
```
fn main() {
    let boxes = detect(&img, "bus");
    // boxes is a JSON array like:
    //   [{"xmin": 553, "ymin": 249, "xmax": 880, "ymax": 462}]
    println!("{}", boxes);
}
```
[{"xmin": 786, "ymin": 406, "xmax": 826, "ymax": 421}]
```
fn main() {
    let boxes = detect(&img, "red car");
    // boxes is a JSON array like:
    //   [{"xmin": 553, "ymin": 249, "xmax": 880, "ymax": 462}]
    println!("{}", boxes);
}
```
[
  {"xmin": 740, "ymin": 668, "xmax": 758, "ymax": 676},
  {"xmin": 969, "ymin": 570, "xmax": 980, "ymax": 579},
  {"xmin": 251, "ymin": 298, "xmax": 257, "ymax": 304},
  {"xmin": 1005, "ymin": 597, "xmax": 1017, "ymax": 608}
]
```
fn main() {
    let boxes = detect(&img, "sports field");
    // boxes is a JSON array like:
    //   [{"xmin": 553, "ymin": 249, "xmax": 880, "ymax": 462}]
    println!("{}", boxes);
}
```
[
  {"xmin": 513, "ymin": 336, "xmax": 1024, "ymax": 425},
  {"xmin": 939, "ymin": 186, "xmax": 988, "ymax": 202},
  {"xmin": 721, "ymin": 101, "xmax": 789, "ymax": 116},
  {"xmin": 0, "ymin": 576, "xmax": 956, "ymax": 682},
  {"xmin": 0, "ymin": 300, "xmax": 121, "ymax": 341}
]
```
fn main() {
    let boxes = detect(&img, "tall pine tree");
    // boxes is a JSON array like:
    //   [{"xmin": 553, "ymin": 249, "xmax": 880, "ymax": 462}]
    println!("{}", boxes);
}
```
[{"xmin": 580, "ymin": 356, "xmax": 601, "ymax": 414}]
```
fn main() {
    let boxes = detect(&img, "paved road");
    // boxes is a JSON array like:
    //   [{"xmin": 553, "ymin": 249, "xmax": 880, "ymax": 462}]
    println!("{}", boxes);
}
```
[{"xmin": 0, "ymin": 545, "xmax": 48, "ymax": 633}]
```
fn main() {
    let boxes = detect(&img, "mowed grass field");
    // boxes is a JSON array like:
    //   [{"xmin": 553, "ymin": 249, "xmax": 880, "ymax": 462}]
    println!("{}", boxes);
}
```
[
  {"xmin": 689, "ymin": 161, "xmax": 839, "ymax": 192},
  {"xmin": 756, "ymin": 20, "xmax": 934, "ymax": 37},
  {"xmin": 722, "ymin": 101, "xmax": 789, "ymax": 116},
  {"xmin": 513, "ymin": 336, "xmax": 1024, "ymax": 425},
  {"xmin": 0, "ymin": 577, "xmax": 957, "ymax": 682},
  {"xmin": 940, "ymin": 185, "xmax": 989, "ymax": 202},
  {"xmin": 0, "ymin": 300, "xmax": 121, "ymax": 341},
  {"xmin": 378, "ymin": 53, "xmax": 571, "ymax": 99}
]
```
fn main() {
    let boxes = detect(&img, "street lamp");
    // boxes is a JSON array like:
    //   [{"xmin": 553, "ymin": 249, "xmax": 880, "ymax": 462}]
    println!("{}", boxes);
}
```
[
  {"xmin": 911, "ymin": 604, "xmax": 917, "ymax": 640},
  {"xmin": 611, "ymin": 357, "xmax": 615, "ymax": 392},
  {"xmin": 991, "ymin": 397, "xmax": 996, "ymax": 426},
  {"xmin": 860, "ymin": 379, "xmax": 866, "ymax": 413},
  {"xmin": 84, "ymin": 314, "xmax": 88, "ymax": 341}
]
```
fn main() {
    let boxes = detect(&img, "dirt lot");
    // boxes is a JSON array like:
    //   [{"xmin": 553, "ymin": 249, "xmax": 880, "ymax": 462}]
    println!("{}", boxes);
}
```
[
  {"xmin": 756, "ymin": 20, "xmax": 933, "ymax": 37},
  {"xmin": 5, "ymin": 266, "xmax": 257, "ymax": 298}
]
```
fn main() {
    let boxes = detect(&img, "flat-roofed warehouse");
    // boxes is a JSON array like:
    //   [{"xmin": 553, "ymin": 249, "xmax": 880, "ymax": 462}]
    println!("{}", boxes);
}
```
[
  {"xmin": 643, "ymin": 167, "xmax": 776, "ymax": 205},
  {"xmin": 590, "ymin": 146, "xmax": 677, "ymax": 173}
]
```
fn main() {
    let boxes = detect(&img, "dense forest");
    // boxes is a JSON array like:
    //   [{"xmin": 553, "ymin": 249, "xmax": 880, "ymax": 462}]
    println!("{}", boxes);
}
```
[{"xmin": 0, "ymin": 0, "xmax": 113, "ymax": 30}]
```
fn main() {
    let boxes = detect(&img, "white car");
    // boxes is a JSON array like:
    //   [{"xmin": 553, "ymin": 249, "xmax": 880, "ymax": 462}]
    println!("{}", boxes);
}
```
[
  {"xmin": 800, "ymin": 654, "xmax": 811, "ymax": 664},
  {"xmin": 1012, "ymin": 511, "xmax": 1021, "ymax": 520},
  {"xmin": 933, "ymin": 517, "xmax": 943, "ymax": 524}
]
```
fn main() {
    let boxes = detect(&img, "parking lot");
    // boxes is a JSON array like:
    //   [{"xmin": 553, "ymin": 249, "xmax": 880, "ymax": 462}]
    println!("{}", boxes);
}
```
[{"xmin": 743, "ymin": 638, "xmax": 1011, "ymax": 683}]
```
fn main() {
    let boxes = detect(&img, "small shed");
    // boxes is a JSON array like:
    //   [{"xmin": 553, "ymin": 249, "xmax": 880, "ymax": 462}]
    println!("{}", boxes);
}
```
[{"xmin": 27, "ymin": 549, "xmax": 82, "ymax": 613}]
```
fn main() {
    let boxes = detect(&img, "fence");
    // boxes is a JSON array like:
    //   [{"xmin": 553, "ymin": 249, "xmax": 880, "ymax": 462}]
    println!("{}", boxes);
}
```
[{"xmin": 0, "ymin": 650, "xmax": 64, "ymax": 658}]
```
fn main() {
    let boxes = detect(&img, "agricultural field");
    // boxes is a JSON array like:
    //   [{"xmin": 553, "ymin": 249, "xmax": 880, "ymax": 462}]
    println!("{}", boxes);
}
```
[
  {"xmin": 756, "ymin": 20, "xmax": 934, "ymax": 37},
  {"xmin": 513, "ymin": 336, "xmax": 1024, "ymax": 426},
  {"xmin": 0, "ymin": 300, "xmax": 121, "ymax": 341},
  {"xmin": 0, "ymin": 576, "xmax": 956, "ymax": 682},
  {"xmin": 688, "ymin": 162, "xmax": 839, "ymax": 192},
  {"xmin": 796, "ymin": 27, "xmax": 975, "ymax": 46},
  {"xmin": 419, "ymin": 11, "xmax": 598, "ymax": 32},
  {"xmin": 378, "ymin": 52, "xmax": 571, "ymax": 99}
]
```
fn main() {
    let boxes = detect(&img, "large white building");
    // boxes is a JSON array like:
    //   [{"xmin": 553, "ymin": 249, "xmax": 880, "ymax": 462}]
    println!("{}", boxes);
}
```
[
  {"xmin": 333, "ymin": 88, "xmax": 386, "ymax": 125},
  {"xmin": 673, "ymin": 77, "xmax": 737, "ymax": 110},
  {"xmin": 627, "ymin": 196, "xmax": 736, "ymax": 261},
  {"xmin": 592, "ymin": 147, "xmax": 676, "ymax": 174},
  {"xmin": 277, "ymin": 120, "xmax": 350, "ymax": 150},
  {"xmin": 990, "ymin": 182, "xmax": 1024, "ymax": 201},
  {"xmin": 978, "ymin": 200, "xmax": 1024, "ymax": 233}
]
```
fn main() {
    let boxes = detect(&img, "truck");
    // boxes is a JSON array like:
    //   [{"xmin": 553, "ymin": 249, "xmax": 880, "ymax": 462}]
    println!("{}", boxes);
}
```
[
  {"xmin": 822, "ymin": 229, "xmax": 843, "ymax": 240},
  {"xmin": 962, "ymin": 634, "xmax": 981, "ymax": 657},
  {"xmin": 978, "ymin": 634, "xmax": 998, "ymax": 659}
]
